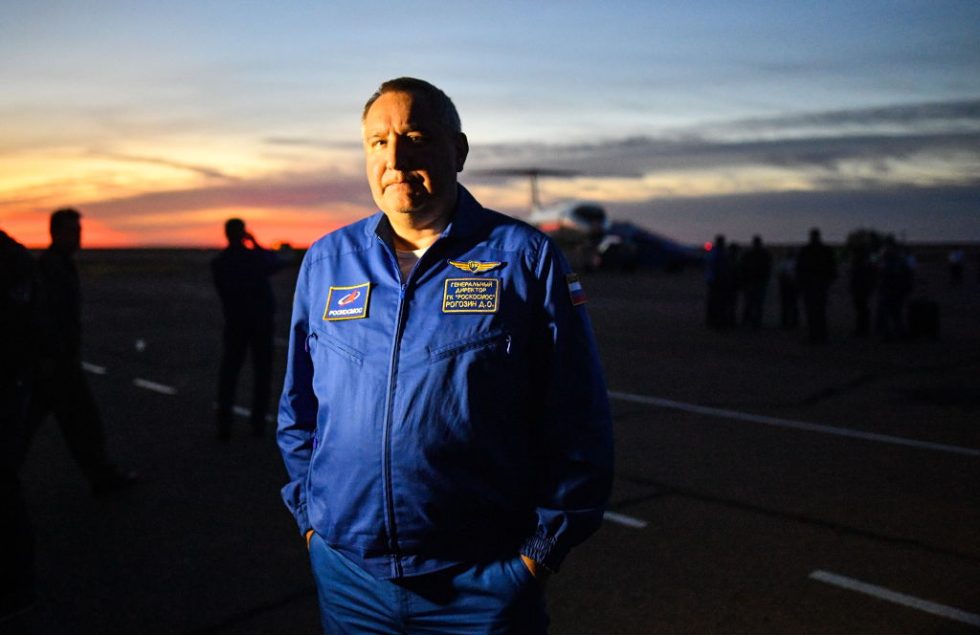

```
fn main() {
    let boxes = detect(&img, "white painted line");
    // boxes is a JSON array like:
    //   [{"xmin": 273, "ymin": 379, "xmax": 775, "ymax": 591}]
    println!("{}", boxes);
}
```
[
  {"xmin": 133, "ymin": 378, "xmax": 177, "ymax": 395},
  {"xmin": 603, "ymin": 511, "xmax": 648, "ymax": 529},
  {"xmin": 232, "ymin": 406, "xmax": 275, "ymax": 423},
  {"xmin": 82, "ymin": 362, "xmax": 106, "ymax": 375},
  {"xmin": 810, "ymin": 570, "xmax": 980, "ymax": 627},
  {"xmin": 609, "ymin": 391, "xmax": 980, "ymax": 458}
]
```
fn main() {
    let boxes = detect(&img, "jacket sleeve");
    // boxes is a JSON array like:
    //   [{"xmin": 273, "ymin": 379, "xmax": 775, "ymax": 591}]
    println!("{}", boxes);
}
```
[
  {"xmin": 276, "ymin": 254, "xmax": 319, "ymax": 535},
  {"xmin": 519, "ymin": 238, "xmax": 614, "ymax": 572}
]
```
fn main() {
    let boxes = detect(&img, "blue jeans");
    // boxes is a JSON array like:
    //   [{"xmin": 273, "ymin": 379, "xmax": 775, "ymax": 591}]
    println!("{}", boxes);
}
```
[{"xmin": 308, "ymin": 533, "xmax": 549, "ymax": 634}]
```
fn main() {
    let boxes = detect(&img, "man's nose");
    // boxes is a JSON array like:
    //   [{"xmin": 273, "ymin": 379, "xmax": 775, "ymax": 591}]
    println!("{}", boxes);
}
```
[{"xmin": 385, "ymin": 138, "xmax": 410, "ymax": 170}]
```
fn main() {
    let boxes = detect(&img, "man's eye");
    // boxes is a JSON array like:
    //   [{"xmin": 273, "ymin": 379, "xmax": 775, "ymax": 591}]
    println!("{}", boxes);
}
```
[
  {"xmin": 371, "ymin": 139, "xmax": 386, "ymax": 149},
  {"xmin": 407, "ymin": 135, "xmax": 426, "ymax": 144}
]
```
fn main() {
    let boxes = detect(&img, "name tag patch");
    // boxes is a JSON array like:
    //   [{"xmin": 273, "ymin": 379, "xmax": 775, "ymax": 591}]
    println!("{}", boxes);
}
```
[
  {"xmin": 442, "ymin": 278, "xmax": 499, "ymax": 313},
  {"xmin": 323, "ymin": 282, "xmax": 371, "ymax": 321}
]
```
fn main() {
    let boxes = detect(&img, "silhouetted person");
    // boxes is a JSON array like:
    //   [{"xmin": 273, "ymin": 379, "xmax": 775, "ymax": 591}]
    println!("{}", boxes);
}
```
[
  {"xmin": 777, "ymin": 249, "xmax": 799, "ymax": 328},
  {"xmin": 740, "ymin": 235, "xmax": 772, "ymax": 328},
  {"xmin": 796, "ymin": 228, "xmax": 837, "ymax": 344},
  {"xmin": 948, "ymin": 248, "xmax": 964, "ymax": 285},
  {"xmin": 875, "ymin": 238, "xmax": 913, "ymax": 340},
  {"xmin": 23, "ymin": 209, "xmax": 137, "ymax": 496},
  {"xmin": 849, "ymin": 244, "xmax": 877, "ymax": 337},
  {"xmin": 705, "ymin": 235, "xmax": 733, "ymax": 329},
  {"xmin": 211, "ymin": 219, "xmax": 282, "ymax": 439},
  {"xmin": 1, "ymin": 230, "xmax": 38, "ymax": 620},
  {"xmin": 726, "ymin": 242, "xmax": 742, "ymax": 327}
]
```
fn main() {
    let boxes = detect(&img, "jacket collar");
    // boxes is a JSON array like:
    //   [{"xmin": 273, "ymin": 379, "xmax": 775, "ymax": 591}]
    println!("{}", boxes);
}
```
[{"xmin": 368, "ymin": 184, "xmax": 486, "ymax": 246}]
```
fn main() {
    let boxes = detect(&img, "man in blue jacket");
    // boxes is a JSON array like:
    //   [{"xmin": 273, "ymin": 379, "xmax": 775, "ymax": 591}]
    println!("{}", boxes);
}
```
[{"xmin": 277, "ymin": 77, "xmax": 613, "ymax": 633}]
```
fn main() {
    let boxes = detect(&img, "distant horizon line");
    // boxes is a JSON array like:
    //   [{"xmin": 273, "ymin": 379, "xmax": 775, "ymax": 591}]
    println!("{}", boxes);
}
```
[{"xmin": 25, "ymin": 240, "xmax": 980, "ymax": 252}]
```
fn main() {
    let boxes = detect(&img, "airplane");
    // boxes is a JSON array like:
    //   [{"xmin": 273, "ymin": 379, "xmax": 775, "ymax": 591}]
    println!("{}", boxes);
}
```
[{"xmin": 471, "ymin": 168, "xmax": 705, "ymax": 272}]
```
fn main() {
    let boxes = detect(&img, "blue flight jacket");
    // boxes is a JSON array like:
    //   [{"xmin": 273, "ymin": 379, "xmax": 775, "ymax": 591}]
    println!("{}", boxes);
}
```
[{"xmin": 277, "ymin": 185, "xmax": 613, "ymax": 579}]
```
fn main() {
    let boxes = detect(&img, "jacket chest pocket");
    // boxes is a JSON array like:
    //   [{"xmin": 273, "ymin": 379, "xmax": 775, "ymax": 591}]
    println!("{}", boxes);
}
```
[
  {"xmin": 308, "ymin": 329, "xmax": 364, "ymax": 366},
  {"xmin": 427, "ymin": 329, "xmax": 512, "ymax": 362}
]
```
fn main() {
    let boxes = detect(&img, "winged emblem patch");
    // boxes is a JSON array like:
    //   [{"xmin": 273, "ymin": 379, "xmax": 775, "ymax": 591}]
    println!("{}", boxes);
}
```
[{"xmin": 448, "ymin": 260, "xmax": 502, "ymax": 274}]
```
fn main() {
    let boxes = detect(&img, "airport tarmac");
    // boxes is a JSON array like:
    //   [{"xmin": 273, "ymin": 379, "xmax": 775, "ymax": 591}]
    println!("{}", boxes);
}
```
[{"xmin": 7, "ymin": 248, "xmax": 980, "ymax": 634}]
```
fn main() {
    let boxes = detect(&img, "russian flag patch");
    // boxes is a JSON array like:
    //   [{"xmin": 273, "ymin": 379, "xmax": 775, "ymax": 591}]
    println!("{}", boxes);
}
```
[{"xmin": 566, "ymin": 273, "xmax": 587, "ymax": 306}]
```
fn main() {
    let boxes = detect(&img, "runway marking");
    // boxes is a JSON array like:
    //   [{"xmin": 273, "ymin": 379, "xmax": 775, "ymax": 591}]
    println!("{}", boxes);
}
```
[
  {"xmin": 603, "ymin": 511, "xmax": 648, "ymax": 529},
  {"xmin": 809, "ymin": 570, "xmax": 980, "ymax": 627},
  {"xmin": 608, "ymin": 391, "xmax": 980, "ymax": 458},
  {"xmin": 232, "ymin": 406, "xmax": 275, "ymax": 423},
  {"xmin": 82, "ymin": 362, "xmax": 106, "ymax": 375},
  {"xmin": 133, "ymin": 378, "xmax": 177, "ymax": 395}
]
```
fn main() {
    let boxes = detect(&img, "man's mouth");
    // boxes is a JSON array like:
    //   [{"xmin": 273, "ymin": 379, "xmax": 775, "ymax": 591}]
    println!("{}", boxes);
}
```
[{"xmin": 384, "ymin": 177, "xmax": 422, "ymax": 193}]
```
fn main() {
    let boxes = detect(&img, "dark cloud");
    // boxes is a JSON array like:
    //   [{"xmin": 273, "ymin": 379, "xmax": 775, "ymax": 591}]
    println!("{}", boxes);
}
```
[
  {"xmin": 84, "ymin": 173, "xmax": 372, "ymax": 220},
  {"xmin": 718, "ymin": 98, "xmax": 980, "ymax": 132},
  {"xmin": 468, "ymin": 98, "xmax": 980, "ymax": 185},
  {"xmin": 610, "ymin": 184, "xmax": 980, "ymax": 244},
  {"xmin": 469, "ymin": 132, "xmax": 980, "ymax": 185},
  {"xmin": 86, "ymin": 150, "xmax": 239, "ymax": 182}
]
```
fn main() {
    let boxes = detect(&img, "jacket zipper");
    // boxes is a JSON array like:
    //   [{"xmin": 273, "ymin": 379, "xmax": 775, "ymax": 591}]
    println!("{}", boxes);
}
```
[{"xmin": 377, "ymin": 236, "xmax": 436, "ymax": 578}]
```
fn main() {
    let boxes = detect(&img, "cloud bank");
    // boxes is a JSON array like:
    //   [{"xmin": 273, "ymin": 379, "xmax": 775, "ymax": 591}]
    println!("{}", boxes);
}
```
[{"xmin": 3, "ymin": 99, "xmax": 978, "ymax": 246}]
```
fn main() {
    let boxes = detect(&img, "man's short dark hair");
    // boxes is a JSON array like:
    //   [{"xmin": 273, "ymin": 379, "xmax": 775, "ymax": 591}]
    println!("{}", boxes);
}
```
[
  {"xmin": 362, "ymin": 77, "xmax": 462, "ymax": 135},
  {"xmin": 50, "ymin": 208, "xmax": 81, "ymax": 236},
  {"xmin": 225, "ymin": 218, "xmax": 245, "ymax": 240}
]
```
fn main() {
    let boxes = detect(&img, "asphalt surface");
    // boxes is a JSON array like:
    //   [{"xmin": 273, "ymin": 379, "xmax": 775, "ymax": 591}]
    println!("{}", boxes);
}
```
[{"xmin": 6, "ymin": 248, "xmax": 979, "ymax": 634}]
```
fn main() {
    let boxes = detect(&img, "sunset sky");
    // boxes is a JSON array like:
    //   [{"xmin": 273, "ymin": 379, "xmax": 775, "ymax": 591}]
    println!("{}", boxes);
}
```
[{"xmin": 2, "ymin": 1, "xmax": 978, "ymax": 248}]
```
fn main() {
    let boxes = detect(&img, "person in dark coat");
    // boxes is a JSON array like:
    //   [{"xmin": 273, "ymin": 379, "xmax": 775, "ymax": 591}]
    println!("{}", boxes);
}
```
[
  {"xmin": 211, "ymin": 218, "xmax": 282, "ymax": 439},
  {"xmin": 739, "ymin": 235, "xmax": 772, "ymax": 328},
  {"xmin": 849, "ymin": 244, "xmax": 877, "ymax": 337},
  {"xmin": 0, "ymin": 230, "xmax": 39, "ymax": 619},
  {"xmin": 875, "ymin": 238, "xmax": 913, "ymax": 340},
  {"xmin": 777, "ymin": 249, "xmax": 799, "ymax": 328},
  {"xmin": 726, "ymin": 242, "xmax": 742, "ymax": 327},
  {"xmin": 705, "ymin": 235, "xmax": 732, "ymax": 329},
  {"xmin": 23, "ymin": 209, "xmax": 137, "ymax": 496},
  {"xmin": 947, "ymin": 248, "xmax": 964, "ymax": 285},
  {"xmin": 795, "ymin": 228, "xmax": 837, "ymax": 344}
]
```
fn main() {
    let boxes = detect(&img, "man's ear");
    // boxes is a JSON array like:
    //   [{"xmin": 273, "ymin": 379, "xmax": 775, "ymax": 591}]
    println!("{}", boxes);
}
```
[{"xmin": 454, "ymin": 133, "xmax": 469, "ymax": 172}]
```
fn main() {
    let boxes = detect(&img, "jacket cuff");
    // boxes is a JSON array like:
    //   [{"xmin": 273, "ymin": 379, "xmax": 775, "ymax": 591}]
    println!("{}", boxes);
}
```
[{"xmin": 519, "ymin": 534, "xmax": 563, "ymax": 573}]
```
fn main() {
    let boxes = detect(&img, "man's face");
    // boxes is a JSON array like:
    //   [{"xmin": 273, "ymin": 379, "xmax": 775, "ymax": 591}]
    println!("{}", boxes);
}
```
[
  {"xmin": 53, "ymin": 218, "xmax": 82, "ymax": 253},
  {"xmin": 362, "ymin": 90, "xmax": 467, "ymax": 220}
]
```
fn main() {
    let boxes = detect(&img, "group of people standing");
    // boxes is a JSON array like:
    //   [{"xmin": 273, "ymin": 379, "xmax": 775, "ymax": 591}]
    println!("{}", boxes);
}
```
[
  {"xmin": 707, "ymin": 228, "xmax": 921, "ymax": 344},
  {"xmin": 846, "ymin": 236, "xmax": 917, "ymax": 341},
  {"xmin": 705, "ymin": 234, "xmax": 774, "ymax": 330},
  {"xmin": 706, "ymin": 233, "xmax": 786, "ymax": 332}
]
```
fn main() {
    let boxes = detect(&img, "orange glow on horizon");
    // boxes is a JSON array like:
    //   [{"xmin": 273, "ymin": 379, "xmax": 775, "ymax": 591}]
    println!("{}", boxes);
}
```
[
  {"xmin": 1, "ymin": 214, "xmax": 50, "ymax": 248},
  {"xmin": 2, "ymin": 209, "xmax": 353, "ymax": 249},
  {"xmin": 0, "ymin": 140, "xmax": 366, "ymax": 248}
]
